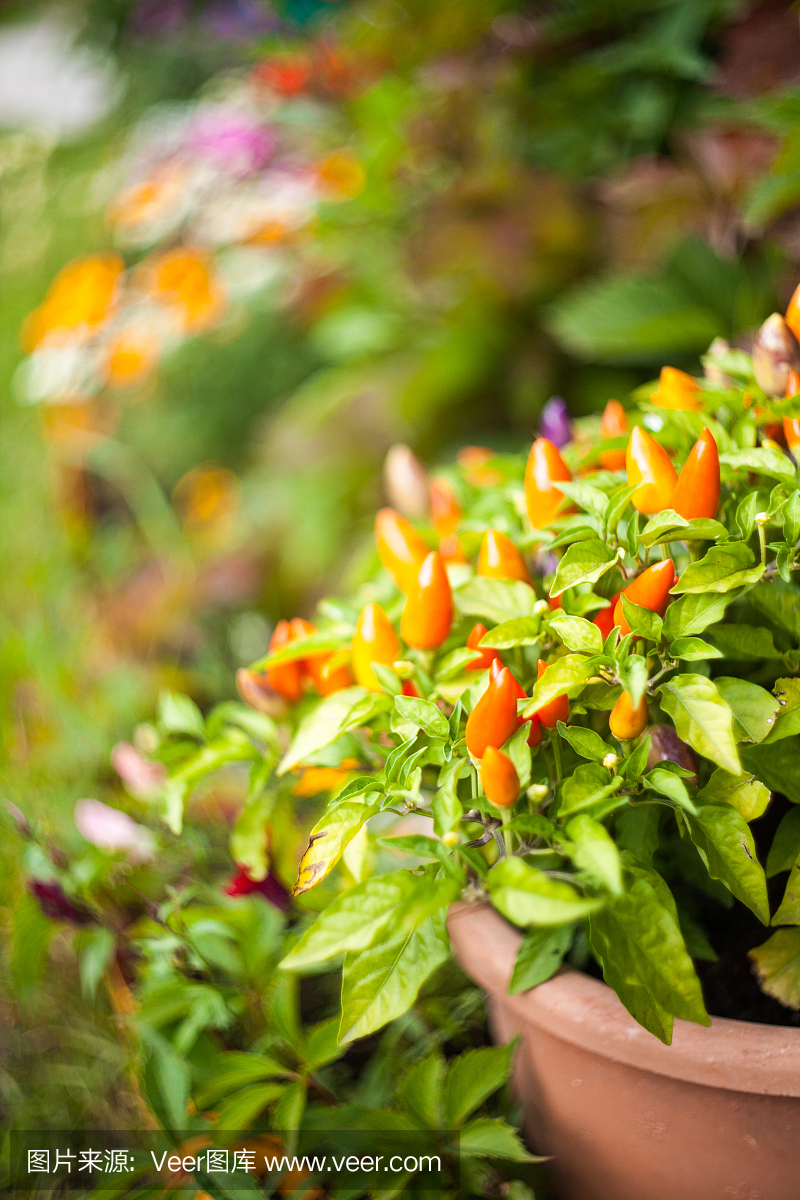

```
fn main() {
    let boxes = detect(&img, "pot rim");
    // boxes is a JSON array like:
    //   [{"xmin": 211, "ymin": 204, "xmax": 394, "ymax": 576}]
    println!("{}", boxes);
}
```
[{"xmin": 447, "ymin": 901, "xmax": 800, "ymax": 1098}]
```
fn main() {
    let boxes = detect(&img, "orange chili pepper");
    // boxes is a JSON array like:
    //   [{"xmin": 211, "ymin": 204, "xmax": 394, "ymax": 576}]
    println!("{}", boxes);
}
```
[
  {"xmin": 477, "ymin": 530, "xmax": 532, "ymax": 584},
  {"xmin": 593, "ymin": 594, "xmax": 620, "ymax": 640},
  {"xmin": 457, "ymin": 445, "xmax": 502, "ymax": 487},
  {"xmin": 535, "ymin": 659, "xmax": 569, "ymax": 729},
  {"xmin": 786, "ymin": 283, "xmax": 800, "ymax": 342},
  {"xmin": 491, "ymin": 657, "xmax": 541, "ymax": 747},
  {"xmin": 480, "ymin": 745, "xmax": 520, "ymax": 809},
  {"xmin": 651, "ymin": 366, "xmax": 702, "ymax": 412},
  {"xmin": 351, "ymin": 603, "xmax": 400, "ymax": 691},
  {"xmin": 598, "ymin": 400, "xmax": 628, "ymax": 470},
  {"xmin": 374, "ymin": 507, "xmax": 429, "ymax": 593},
  {"xmin": 785, "ymin": 417, "xmax": 800, "ymax": 452},
  {"xmin": 429, "ymin": 476, "xmax": 461, "ymax": 536},
  {"xmin": 609, "ymin": 690, "xmax": 649, "ymax": 741},
  {"xmin": 784, "ymin": 371, "xmax": 800, "ymax": 451},
  {"xmin": 438, "ymin": 533, "xmax": 468, "ymax": 564},
  {"xmin": 670, "ymin": 427, "xmax": 720, "ymax": 521},
  {"xmin": 524, "ymin": 437, "xmax": 572, "ymax": 529},
  {"xmin": 266, "ymin": 619, "xmax": 304, "ymax": 703},
  {"xmin": 466, "ymin": 622, "xmax": 500, "ymax": 672},
  {"xmin": 308, "ymin": 651, "xmax": 353, "ymax": 696},
  {"xmin": 613, "ymin": 559, "xmax": 675, "ymax": 636},
  {"xmin": 626, "ymin": 425, "xmax": 678, "ymax": 514},
  {"xmin": 465, "ymin": 666, "xmax": 520, "ymax": 759},
  {"xmin": 400, "ymin": 551, "xmax": 453, "ymax": 649}
]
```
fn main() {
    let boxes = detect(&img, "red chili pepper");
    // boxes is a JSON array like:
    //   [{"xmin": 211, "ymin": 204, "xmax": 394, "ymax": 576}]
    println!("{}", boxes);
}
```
[
  {"xmin": 477, "ymin": 530, "xmax": 532, "ymax": 584},
  {"xmin": 609, "ymin": 690, "xmax": 649, "ymax": 741},
  {"xmin": 626, "ymin": 425, "xmax": 678, "ymax": 514},
  {"xmin": 466, "ymin": 622, "xmax": 500, "ymax": 672},
  {"xmin": 351, "ymin": 603, "xmax": 400, "ymax": 691},
  {"xmin": 465, "ymin": 665, "xmax": 520, "ymax": 759},
  {"xmin": 784, "ymin": 370, "xmax": 800, "ymax": 451},
  {"xmin": 525, "ymin": 437, "xmax": 572, "ymax": 529},
  {"xmin": 598, "ymin": 400, "xmax": 628, "ymax": 470},
  {"xmin": 593, "ymin": 594, "xmax": 620, "ymax": 639},
  {"xmin": 400, "ymin": 551, "xmax": 454, "ymax": 649},
  {"xmin": 651, "ymin": 366, "xmax": 702, "ymax": 412},
  {"xmin": 374, "ymin": 507, "xmax": 430, "ymax": 593},
  {"xmin": 613, "ymin": 559, "xmax": 674, "ymax": 636},
  {"xmin": 401, "ymin": 679, "xmax": 421, "ymax": 697},
  {"xmin": 429, "ymin": 476, "xmax": 461, "ymax": 536},
  {"xmin": 480, "ymin": 746, "xmax": 520, "ymax": 809},
  {"xmin": 535, "ymin": 659, "xmax": 569, "ymax": 729},
  {"xmin": 670, "ymin": 427, "xmax": 720, "ymax": 521},
  {"xmin": 267, "ymin": 619, "xmax": 304, "ymax": 703}
]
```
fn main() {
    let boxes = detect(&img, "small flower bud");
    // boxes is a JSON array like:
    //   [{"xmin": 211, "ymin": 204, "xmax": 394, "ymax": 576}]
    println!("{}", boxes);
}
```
[
  {"xmin": 527, "ymin": 783, "xmax": 549, "ymax": 801},
  {"xmin": 383, "ymin": 444, "xmax": 430, "ymax": 518},
  {"xmin": 392, "ymin": 660, "xmax": 415, "ymax": 679},
  {"xmin": 603, "ymin": 752, "xmax": 620, "ymax": 770},
  {"xmin": 755, "ymin": 511, "xmax": 769, "ymax": 525},
  {"xmin": 532, "ymin": 599, "xmax": 550, "ymax": 616},
  {"xmin": 442, "ymin": 830, "xmax": 461, "ymax": 847},
  {"xmin": 752, "ymin": 314, "xmax": 800, "ymax": 397}
]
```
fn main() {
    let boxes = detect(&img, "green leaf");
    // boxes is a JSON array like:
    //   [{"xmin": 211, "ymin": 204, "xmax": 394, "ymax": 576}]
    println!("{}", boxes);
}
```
[
  {"xmin": 281, "ymin": 875, "xmax": 411, "ymax": 969},
  {"xmin": 620, "ymin": 736, "xmax": 650, "ymax": 784},
  {"xmin": 713, "ymin": 678, "xmax": 779, "ymax": 744},
  {"xmin": 605, "ymin": 484, "xmax": 637, "ymax": 532},
  {"xmin": 305, "ymin": 1017, "xmax": 349, "ymax": 1069},
  {"xmin": 721, "ymin": 447, "xmax": 797, "ymax": 487},
  {"xmin": 432, "ymin": 760, "xmax": 465, "ymax": 836},
  {"xmin": 565, "ymin": 815, "xmax": 623, "ymax": 894},
  {"xmin": 339, "ymin": 911, "xmax": 450, "ymax": 1042},
  {"xmin": 559, "ymin": 762, "xmax": 621, "ymax": 816},
  {"xmin": 748, "ymin": 580, "xmax": 800, "ymax": 639},
  {"xmin": 773, "ymin": 863, "xmax": 800, "ymax": 925},
  {"xmin": 478, "ymin": 617, "xmax": 541, "ymax": 649},
  {"xmin": 587, "ymin": 860, "xmax": 709, "ymax": 1036},
  {"xmin": 194, "ymin": 1052, "xmax": 293, "ymax": 1108},
  {"xmin": 454, "ymin": 577, "xmax": 537, "ymax": 624},
  {"xmin": 669, "ymin": 637, "xmax": 722, "ymax": 661},
  {"xmin": 509, "ymin": 925, "xmax": 573, "ymax": 994},
  {"xmin": 230, "ymin": 790, "xmax": 275, "ymax": 882},
  {"xmin": 618, "ymin": 654, "xmax": 648, "ymax": 709},
  {"xmin": 255, "ymin": 632, "xmax": 343, "ymax": 667},
  {"xmin": 764, "ymin": 678, "xmax": 800, "ymax": 742},
  {"xmin": 615, "ymin": 805, "xmax": 660, "ymax": 866},
  {"xmin": 736, "ymin": 492, "xmax": 759, "ymax": 541},
  {"xmin": 550, "ymin": 539, "xmax": 618, "ymax": 596},
  {"xmin": 503, "ymin": 722, "xmax": 532, "ymax": 791},
  {"xmin": 487, "ymin": 855, "xmax": 602, "ymax": 926},
  {"xmin": 749, "ymin": 929, "xmax": 800, "ymax": 1009},
  {"xmin": 274, "ymin": 1079, "xmax": 307, "ymax": 1151},
  {"xmin": 767, "ymin": 808, "xmax": 800, "ymax": 877},
  {"xmin": 699, "ymin": 768, "xmax": 770, "ymax": 821},
  {"xmin": 279, "ymin": 687, "xmax": 385, "ymax": 775},
  {"xmin": 372, "ymin": 662, "xmax": 403, "ymax": 694},
  {"xmin": 660, "ymin": 674, "xmax": 740, "ymax": 774},
  {"xmin": 784, "ymin": 490, "xmax": 800, "ymax": 545},
  {"xmin": 397, "ymin": 1052, "xmax": 445, "ymax": 1129},
  {"xmin": 620, "ymin": 598, "xmax": 662, "ymax": 642},
  {"xmin": 215, "ymin": 1081, "xmax": 286, "ymax": 1130},
  {"xmin": 706, "ymin": 624, "xmax": 780, "ymax": 661},
  {"xmin": 671, "ymin": 543, "xmax": 763, "ymax": 595},
  {"xmin": 445, "ymin": 1044, "xmax": 515, "ymax": 1127},
  {"xmin": 557, "ymin": 721, "xmax": 610, "ymax": 763},
  {"xmin": 77, "ymin": 926, "xmax": 115, "ymax": 1002},
  {"xmin": 741, "ymin": 738, "xmax": 800, "ymax": 804},
  {"xmin": 549, "ymin": 613, "xmax": 603, "ymax": 655},
  {"xmin": 663, "ymin": 592, "xmax": 732, "ymax": 640},
  {"xmin": 639, "ymin": 510, "xmax": 727, "ymax": 547},
  {"xmin": 684, "ymin": 803, "xmax": 769, "ymax": 923},
  {"xmin": 523, "ymin": 655, "xmax": 596, "ymax": 718},
  {"xmin": 293, "ymin": 800, "xmax": 380, "ymax": 895},
  {"xmin": 457, "ymin": 1118, "xmax": 536, "ymax": 1162},
  {"xmin": 644, "ymin": 767, "xmax": 697, "ymax": 815},
  {"xmin": 142, "ymin": 1028, "xmax": 190, "ymax": 1130},
  {"xmin": 157, "ymin": 689, "xmax": 205, "ymax": 739},
  {"xmin": 394, "ymin": 696, "xmax": 449, "ymax": 740},
  {"xmin": 556, "ymin": 479, "xmax": 610, "ymax": 517}
]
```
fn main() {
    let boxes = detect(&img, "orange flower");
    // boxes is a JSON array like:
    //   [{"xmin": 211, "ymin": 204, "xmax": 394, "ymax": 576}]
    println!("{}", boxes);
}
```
[
  {"xmin": 104, "ymin": 329, "xmax": 159, "ymax": 388},
  {"xmin": 143, "ymin": 248, "xmax": 224, "ymax": 333},
  {"xmin": 651, "ymin": 366, "xmax": 702, "ymax": 412},
  {"xmin": 22, "ymin": 254, "xmax": 124, "ymax": 351},
  {"xmin": 315, "ymin": 150, "xmax": 365, "ymax": 199}
]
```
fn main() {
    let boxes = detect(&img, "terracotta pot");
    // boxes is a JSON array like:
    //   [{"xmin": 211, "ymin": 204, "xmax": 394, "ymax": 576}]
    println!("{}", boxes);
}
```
[{"xmin": 447, "ymin": 902, "xmax": 800, "ymax": 1200}]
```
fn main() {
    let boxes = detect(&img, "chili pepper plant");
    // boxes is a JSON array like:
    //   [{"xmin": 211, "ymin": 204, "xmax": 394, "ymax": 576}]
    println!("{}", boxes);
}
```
[{"xmin": 136, "ymin": 301, "xmax": 800, "ymax": 1049}]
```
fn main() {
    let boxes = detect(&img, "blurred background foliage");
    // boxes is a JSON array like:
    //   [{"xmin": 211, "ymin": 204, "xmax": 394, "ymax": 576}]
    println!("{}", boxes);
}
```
[{"xmin": 4, "ymin": 0, "xmax": 800, "ymax": 1140}]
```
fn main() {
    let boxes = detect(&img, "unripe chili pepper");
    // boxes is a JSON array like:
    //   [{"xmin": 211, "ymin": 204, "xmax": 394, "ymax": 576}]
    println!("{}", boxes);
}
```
[
  {"xmin": 267, "ymin": 619, "xmax": 304, "ymax": 703},
  {"xmin": 351, "ymin": 603, "xmax": 400, "ymax": 691},
  {"xmin": 613, "ymin": 558, "xmax": 675, "ymax": 636},
  {"xmin": 609, "ymin": 690, "xmax": 649, "ymax": 741},
  {"xmin": 651, "ymin": 366, "xmax": 702, "ymax": 412},
  {"xmin": 670, "ymin": 427, "xmax": 720, "ymax": 520},
  {"xmin": 752, "ymin": 314, "xmax": 800, "ymax": 397},
  {"xmin": 480, "ymin": 746, "xmax": 520, "ymax": 809},
  {"xmin": 525, "ymin": 437, "xmax": 572, "ymax": 529},
  {"xmin": 535, "ymin": 658, "xmax": 569, "ymax": 728},
  {"xmin": 466, "ymin": 622, "xmax": 499, "ymax": 672},
  {"xmin": 465, "ymin": 665, "xmax": 520, "ymax": 759},
  {"xmin": 429, "ymin": 476, "xmax": 461, "ymax": 536},
  {"xmin": 598, "ymin": 400, "xmax": 628, "ymax": 470},
  {"xmin": 593, "ymin": 594, "xmax": 620, "ymax": 639},
  {"xmin": 401, "ymin": 551, "xmax": 453, "ymax": 649},
  {"xmin": 477, "ymin": 529, "xmax": 532, "ymax": 584},
  {"xmin": 374, "ymin": 507, "xmax": 429, "ymax": 593},
  {"xmin": 787, "ymin": 283, "xmax": 800, "ymax": 341},
  {"xmin": 626, "ymin": 425, "xmax": 677, "ymax": 514}
]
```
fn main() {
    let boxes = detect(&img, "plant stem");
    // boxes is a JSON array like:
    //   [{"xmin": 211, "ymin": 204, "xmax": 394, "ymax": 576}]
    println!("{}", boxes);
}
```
[
  {"xmin": 758, "ymin": 521, "xmax": 768, "ymax": 567},
  {"xmin": 500, "ymin": 807, "xmax": 513, "ymax": 856},
  {"xmin": 552, "ymin": 729, "xmax": 564, "ymax": 782}
]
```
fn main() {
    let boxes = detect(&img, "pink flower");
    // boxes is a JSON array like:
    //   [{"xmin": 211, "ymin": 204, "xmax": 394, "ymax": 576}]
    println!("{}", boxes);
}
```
[
  {"xmin": 74, "ymin": 799, "xmax": 156, "ymax": 863},
  {"xmin": 111, "ymin": 742, "xmax": 166, "ymax": 800},
  {"xmin": 187, "ymin": 110, "xmax": 275, "ymax": 177}
]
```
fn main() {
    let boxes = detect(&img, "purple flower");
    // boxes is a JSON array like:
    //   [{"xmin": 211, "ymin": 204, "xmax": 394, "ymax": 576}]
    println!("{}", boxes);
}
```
[
  {"xmin": 539, "ymin": 396, "xmax": 571, "ymax": 448},
  {"xmin": 130, "ymin": 0, "xmax": 190, "ymax": 36},
  {"xmin": 30, "ymin": 880, "xmax": 95, "ymax": 925},
  {"xmin": 204, "ymin": 1, "xmax": 280, "ymax": 41},
  {"xmin": 187, "ymin": 109, "xmax": 275, "ymax": 177}
]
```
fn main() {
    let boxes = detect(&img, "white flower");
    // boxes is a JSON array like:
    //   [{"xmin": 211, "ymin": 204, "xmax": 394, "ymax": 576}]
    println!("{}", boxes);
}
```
[{"xmin": 74, "ymin": 799, "xmax": 156, "ymax": 862}]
